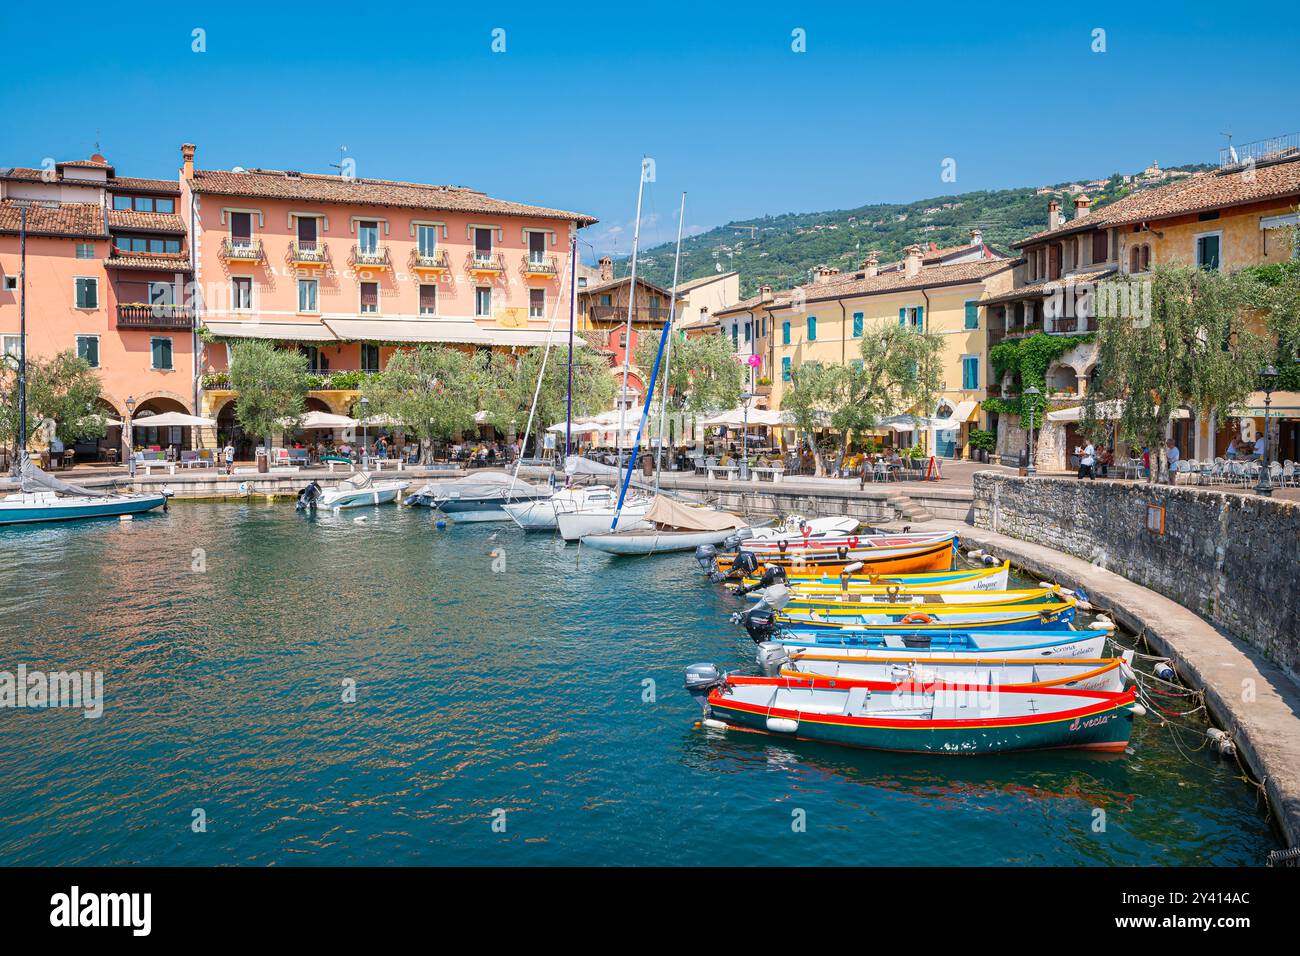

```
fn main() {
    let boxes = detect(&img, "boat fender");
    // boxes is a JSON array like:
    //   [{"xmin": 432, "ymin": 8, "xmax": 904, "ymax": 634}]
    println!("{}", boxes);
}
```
[
  {"xmin": 1038, "ymin": 581, "xmax": 1055, "ymax": 588},
  {"xmin": 435, "ymin": 520, "xmax": 447, "ymax": 529},
  {"xmin": 1154, "ymin": 660, "xmax": 1176, "ymax": 681},
  {"xmin": 765, "ymin": 717, "xmax": 799, "ymax": 734},
  {"xmin": 844, "ymin": 561, "xmax": 864, "ymax": 574},
  {"xmin": 1206, "ymin": 727, "xmax": 1236, "ymax": 759},
  {"xmin": 119, "ymin": 514, "xmax": 133, "ymax": 522},
  {"xmin": 982, "ymin": 554, "xmax": 999, "ymax": 566},
  {"xmin": 901, "ymin": 612, "xmax": 933, "ymax": 625},
  {"xmin": 1129, "ymin": 702, "xmax": 1148, "ymax": 718},
  {"xmin": 701, "ymin": 718, "xmax": 730, "ymax": 732},
  {"xmin": 1088, "ymin": 621, "xmax": 1115, "ymax": 632},
  {"xmin": 968, "ymin": 549, "xmax": 985, "ymax": 560}
]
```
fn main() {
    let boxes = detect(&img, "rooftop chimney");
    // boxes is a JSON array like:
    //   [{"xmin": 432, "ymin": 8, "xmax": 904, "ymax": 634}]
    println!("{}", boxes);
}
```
[
  {"xmin": 759, "ymin": 284, "xmax": 774, "ymax": 303},
  {"xmin": 863, "ymin": 251, "xmax": 880, "ymax": 278},
  {"xmin": 1074, "ymin": 195, "xmax": 1091, "ymax": 219},
  {"xmin": 1048, "ymin": 199, "xmax": 1062, "ymax": 230},
  {"xmin": 181, "ymin": 143, "xmax": 196, "ymax": 179},
  {"xmin": 903, "ymin": 244, "xmax": 923, "ymax": 278},
  {"xmin": 969, "ymin": 227, "xmax": 984, "ymax": 247},
  {"xmin": 812, "ymin": 265, "xmax": 841, "ymax": 284},
  {"xmin": 598, "ymin": 255, "xmax": 613, "ymax": 281}
]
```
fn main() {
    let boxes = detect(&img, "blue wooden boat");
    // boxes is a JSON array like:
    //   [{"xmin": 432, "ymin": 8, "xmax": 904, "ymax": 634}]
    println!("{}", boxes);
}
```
[
  {"xmin": 773, "ymin": 628, "xmax": 1106, "ymax": 659},
  {"xmin": 776, "ymin": 601, "xmax": 1077, "ymax": 633}
]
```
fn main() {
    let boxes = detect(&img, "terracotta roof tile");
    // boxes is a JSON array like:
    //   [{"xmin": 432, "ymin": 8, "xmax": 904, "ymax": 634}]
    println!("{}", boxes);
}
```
[
  {"xmin": 0, "ymin": 200, "xmax": 106, "ymax": 238},
  {"xmin": 981, "ymin": 267, "xmax": 1117, "ymax": 306},
  {"xmin": 108, "ymin": 209, "xmax": 187, "ymax": 233},
  {"xmin": 715, "ymin": 290, "xmax": 794, "ymax": 317},
  {"xmin": 1014, "ymin": 155, "xmax": 1300, "ymax": 247},
  {"xmin": 792, "ymin": 258, "xmax": 1016, "ymax": 306},
  {"xmin": 104, "ymin": 252, "xmax": 192, "ymax": 272},
  {"xmin": 108, "ymin": 176, "xmax": 181, "ymax": 195},
  {"xmin": 672, "ymin": 271, "xmax": 738, "ymax": 293},
  {"xmin": 190, "ymin": 167, "xmax": 597, "ymax": 225}
]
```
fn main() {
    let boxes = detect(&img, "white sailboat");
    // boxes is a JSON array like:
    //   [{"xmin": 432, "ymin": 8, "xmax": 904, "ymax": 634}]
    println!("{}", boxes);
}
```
[
  {"xmin": 0, "ymin": 455, "xmax": 169, "ymax": 527},
  {"xmin": 580, "ymin": 494, "xmax": 748, "ymax": 555}
]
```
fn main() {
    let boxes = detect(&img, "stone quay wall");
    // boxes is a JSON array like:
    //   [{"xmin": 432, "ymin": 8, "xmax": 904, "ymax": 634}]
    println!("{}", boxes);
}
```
[{"xmin": 972, "ymin": 473, "xmax": 1300, "ymax": 678}]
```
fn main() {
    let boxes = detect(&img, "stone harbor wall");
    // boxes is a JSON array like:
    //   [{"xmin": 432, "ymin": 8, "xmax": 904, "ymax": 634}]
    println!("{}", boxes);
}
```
[{"xmin": 972, "ymin": 473, "xmax": 1300, "ymax": 678}]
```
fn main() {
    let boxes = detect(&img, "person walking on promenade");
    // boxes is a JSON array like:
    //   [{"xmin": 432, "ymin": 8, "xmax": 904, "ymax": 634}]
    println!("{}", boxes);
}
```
[
  {"xmin": 1078, "ymin": 442, "xmax": 1096, "ymax": 480},
  {"xmin": 223, "ymin": 442, "xmax": 235, "ymax": 476}
]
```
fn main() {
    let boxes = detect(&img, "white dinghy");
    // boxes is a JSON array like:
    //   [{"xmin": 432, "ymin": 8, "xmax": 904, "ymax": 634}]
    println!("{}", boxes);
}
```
[{"xmin": 580, "ymin": 495, "xmax": 747, "ymax": 555}]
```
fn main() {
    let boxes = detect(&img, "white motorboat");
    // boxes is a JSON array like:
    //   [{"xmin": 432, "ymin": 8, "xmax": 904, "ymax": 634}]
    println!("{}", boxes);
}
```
[
  {"xmin": 316, "ymin": 472, "xmax": 409, "ymax": 510},
  {"xmin": 505, "ymin": 483, "xmax": 632, "ymax": 533},
  {"xmin": 747, "ymin": 516, "xmax": 860, "ymax": 542},
  {"xmin": 554, "ymin": 491, "xmax": 652, "ymax": 541},
  {"xmin": 579, "ymin": 495, "xmax": 747, "ymax": 555},
  {"xmin": 407, "ymin": 471, "xmax": 551, "ymax": 522}
]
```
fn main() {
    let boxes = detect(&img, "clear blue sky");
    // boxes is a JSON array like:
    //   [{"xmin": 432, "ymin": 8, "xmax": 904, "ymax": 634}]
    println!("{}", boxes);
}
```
[{"xmin": 3, "ymin": 1, "xmax": 1297, "ymax": 257}]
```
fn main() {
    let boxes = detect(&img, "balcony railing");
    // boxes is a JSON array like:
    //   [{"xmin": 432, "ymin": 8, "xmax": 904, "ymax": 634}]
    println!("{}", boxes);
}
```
[
  {"xmin": 220, "ymin": 238, "xmax": 264, "ymax": 263},
  {"xmin": 587, "ymin": 305, "xmax": 674, "ymax": 324},
  {"xmin": 289, "ymin": 240, "xmax": 330, "ymax": 266},
  {"xmin": 520, "ymin": 254, "xmax": 559, "ymax": 277},
  {"xmin": 409, "ymin": 248, "xmax": 452, "ymax": 272},
  {"xmin": 350, "ymin": 244, "xmax": 392, "ymax": 270},
  {"xmin": 1046, "ymin": 316, "xmax": 1098, "ymax": 335},
  {"xmin": 117, "ymin": 303, "xmax": 195, "ymax": 330},
  {"xmin": 465, "ymin": 251, "xmax": 506, "ymax": 274}
]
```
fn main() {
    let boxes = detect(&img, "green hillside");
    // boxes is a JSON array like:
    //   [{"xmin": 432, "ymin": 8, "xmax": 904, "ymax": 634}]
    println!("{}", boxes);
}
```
[{"xmin": 625, "ymin": 165, "xmax": 1212, "ymax": 297}]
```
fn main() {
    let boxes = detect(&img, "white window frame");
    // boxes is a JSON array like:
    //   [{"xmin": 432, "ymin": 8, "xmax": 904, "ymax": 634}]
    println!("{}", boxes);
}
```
[
  {"xmin": 73, "ymin": 276, "xmax": 99, "ymax": 310},
  {"xmin": 75, "ymin": 242, "xmax": 95, "ymax": 259},
  {"xmin": 297, "ymin": 277, "xmax": 320, "ymax": 314},
  {"xmin": 418, "ymin": 283, "xmax": 437, "ymax": 316},
  {"xmin": 231, "ymin": 276, "xmax": 254, "ymax": 312},
  {"xmin": 528, "ymin": 288, "xmax": 545, "ymax": 319},
  {"xmin": 1194, "ymin": 230, "xmax": 1224, "ymax": 270},
  {"xmin": 359, "ymin": 280, "xmax": 380, "ymax": 315},
  {"xmin": 3, "ymin": 335, "xmax": 20, "ymax": 359},
  {"xmin": 76, "ymin": 334, "xmax": 100, "ymax": 368},
  {"xmin": 475, "ymin": 285, "xmax": 492, "ymax": 318},
  {"xmin": 416, "ymin": 223, "xmax": 439, "ymax": 257}
]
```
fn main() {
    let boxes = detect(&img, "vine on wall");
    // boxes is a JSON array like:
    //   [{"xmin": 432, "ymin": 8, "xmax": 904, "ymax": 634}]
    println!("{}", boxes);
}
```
[{"xmin": 981, "ymin": 331, "xmax": 1095, "ymax": 417}]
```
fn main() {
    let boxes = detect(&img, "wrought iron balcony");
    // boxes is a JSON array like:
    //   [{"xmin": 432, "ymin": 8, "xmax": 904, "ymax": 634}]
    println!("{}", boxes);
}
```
[
  {"xmin": 220, "ymin": 237, "xmax": 264, "ymax": 263},
  {"xmin": 520, "ymin": 254, "xmax": 559, "ymax": 278},
  {"xmin": 117, "ymin": 303, "xmax": 195, "ymax": 330},
  {"xmin": 465, "ymin": 251, "xmax": 506, "ymax": 274},
  {"xmin": 350, "ymin": 244, "xmax": 392, "ymax": 270},
  {"xmin": 1045, "ymin": 316, "xmax": 1098, "ymax": 335},
  {"xmin": 409, "ymin": 248, "xmax": 451, "ymax": 273},
  {"xmin": 289, "ymin": 240, "xmax": 330, "ymax": 267}
]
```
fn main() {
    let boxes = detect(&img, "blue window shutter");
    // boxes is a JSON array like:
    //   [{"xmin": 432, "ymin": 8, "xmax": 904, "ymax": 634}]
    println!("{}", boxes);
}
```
[
  {"xmin": 916, "ymin": 306, "xmax": 924, "ymax": 327},
  {"xmin": 782, "ymin": 321, "xmax": 790, "ymax": 345},
  {"xmin": 965, "ymin": 300, "xmax": 978, "ymax": 329},
  {"xmin": 807, "ymin": 315, "xmax": 816, "ymax": 341},
  {"xmin": 782, "ymin": 357, "xmax": 792, "ymax": 382},
  {"xmin": 853, "ymin": 312, "xmax": 863, "ymax": 337},
  {"xmin": 899, "ymin": 307, "xmax": 906, "ymax": 327}
]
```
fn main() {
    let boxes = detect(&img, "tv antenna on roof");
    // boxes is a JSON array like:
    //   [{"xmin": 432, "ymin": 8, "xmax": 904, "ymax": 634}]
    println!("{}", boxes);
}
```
[
  {"xmin": 330, "ymin": 145, "xmax": 350, "ymax": 176},
  {"xmin": 1221, "ymin": 130, "xmax": 1237, "ymax": 164}
]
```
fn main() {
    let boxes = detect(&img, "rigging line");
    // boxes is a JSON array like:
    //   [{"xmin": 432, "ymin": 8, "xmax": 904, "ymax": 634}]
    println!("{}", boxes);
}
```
[{"xmin": 507, "ymin": 236, "xmax": 575, "ymax": 500}]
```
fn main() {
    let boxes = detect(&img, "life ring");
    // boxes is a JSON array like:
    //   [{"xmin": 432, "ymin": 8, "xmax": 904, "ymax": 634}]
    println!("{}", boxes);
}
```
[
  {"xmin": 901, "ymin": 612, "xmax": 933, "ymax": 625},
  {"xmin": 847, "ymin": 535, "xmax": 860, "ymax": 549}
]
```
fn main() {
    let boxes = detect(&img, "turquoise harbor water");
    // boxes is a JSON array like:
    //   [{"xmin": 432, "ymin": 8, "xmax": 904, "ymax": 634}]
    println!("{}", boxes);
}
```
[{"xmin": 0, "ymin": 503, "xmax": 1280, "ymax": 866}]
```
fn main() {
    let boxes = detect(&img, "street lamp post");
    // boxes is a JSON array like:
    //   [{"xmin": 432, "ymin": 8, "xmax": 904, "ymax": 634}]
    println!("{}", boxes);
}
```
[
  {"xmin": 1255, "ymin": 365, "xmax": 1278, "ymax": 496},
  {"xmin": 125, "ymin": 395, "xmax": 136, "ymax": 478},
  {"xmin": 739, "ymin": 391, "xmax": 754, "ymax": 481},
  {"xmin": 359, "ymin": 396, "xmax": 370, "ymax": 470},
  {"xmin": 1024, "ymin": 385, "xmax": 1040, "ymax": 476}
]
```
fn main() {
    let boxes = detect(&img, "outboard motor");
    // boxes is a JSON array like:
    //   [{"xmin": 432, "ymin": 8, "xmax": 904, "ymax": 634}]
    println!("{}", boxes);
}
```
[
  {"xmin": 734, "ymin": 563, "xmax": 787, "ymax": 595},
  {"xmin": 695, "ymin": 544, "xmax": 719, "ymax": 575},
  {"xmin": 755, "ymin": 641, "xmax": 791, "ymax": 677},
  {"xmin": 710, "ymin": 548, "xmax": 758, "ymax": 583},
  {"xmin": 740, "ymin": 607, "xmax": 780, "ymax": 643},
  {"xmin": 684, "ymin": 663, "xmax": 725, "ymax": 713},
  {"xmin": 296, "ymin": 480, "xmax": 323, "ymax": 512}
]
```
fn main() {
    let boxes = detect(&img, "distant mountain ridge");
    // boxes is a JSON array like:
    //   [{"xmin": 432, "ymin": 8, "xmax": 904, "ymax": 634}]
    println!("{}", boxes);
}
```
[{"xmin": 624, "ymin": 162, "xmax": 1213, "ymax": 297}]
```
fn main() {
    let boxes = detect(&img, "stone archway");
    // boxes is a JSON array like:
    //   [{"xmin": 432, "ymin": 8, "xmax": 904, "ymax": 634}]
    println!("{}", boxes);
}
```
[
  {"xmin": 130, "ymin": 396, "xmax": 195, "ymax": 453},
  {"xmin": 1046, "ymin": 362, "xmax": 1080, "ymax": 397}
]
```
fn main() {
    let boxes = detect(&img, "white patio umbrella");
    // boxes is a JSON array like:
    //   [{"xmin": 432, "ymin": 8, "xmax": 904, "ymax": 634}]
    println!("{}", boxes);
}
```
[
  {"xmin": 296, "ymin": 411, "xmax": 359, "ymax": 429},
  {"xmin": 131, "ymin": 411, "xmax": 217, "ymax": 427}
]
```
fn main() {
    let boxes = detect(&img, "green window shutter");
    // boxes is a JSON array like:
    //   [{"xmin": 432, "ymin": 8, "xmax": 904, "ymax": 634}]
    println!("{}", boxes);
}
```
[
  {"xmin": 852, "ymin": 312, "xmax": 863, "ymax": 337},
  {"xmin": 151, "ymin": 337, "xmax": 173, "ymax": 370},
  {"xmin": 782, "ymin": 357, "xmax": 792, "ymax": 382},
  {"xmin": 75, "ymin": 277, "xmax": 97, "ymax": 309},
  {"xmin": 807, "ymin": 316, "xmax": 816, "ymax": 341},
  {"xmin": 915, "ymin": 305, "xmax": 924, "ymax": 327},
  {"xmin": 899, "ymin": 307, "xmax": 906, "ymax": 327},
  {"xmin": 782, "ymin": 321, "xmax": 790, "ymax": 345},
  {"xmin": 965, "ymin": 300, "xmax": 978, "ymax": 329}
]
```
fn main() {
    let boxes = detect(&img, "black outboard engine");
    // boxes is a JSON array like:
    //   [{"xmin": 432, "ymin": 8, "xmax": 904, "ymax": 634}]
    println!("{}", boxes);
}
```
[
  {"xmin": 694, "ymin": 544, "xmax": 718, "ymax": 575},
  {"xmin": 740, "ymin": 607, "xmax": 780, "ymax": 643},
  {"xmin": 735, "ymin": 563, "xmax": 787, "ymax": 595},
  {"xmin": 709, "ymin": 548, "xmax": 758, "ymax": 583},
  {"xmin": 684, "ymin": 663, "xmax": 725, "ymax": 713},
  {"xmin": 296, "ymin": 480, "xmax": 323, "ymax": 512}
]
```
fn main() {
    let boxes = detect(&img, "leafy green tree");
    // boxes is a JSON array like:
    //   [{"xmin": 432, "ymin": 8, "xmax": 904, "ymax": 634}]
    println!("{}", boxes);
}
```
[
  {"xmin": 635, "ymin": 332, "xmax": 744, "ymax": 448},
  {"xmin": 1, "ymin": 350, "xmax": 105, "ymax": 459},
  {"xmin": 228, "ymin": 341, "xmax": 308, "ymax": 449},
  {"xmin": 779, "ymin": 361, "xmax": 836, "ymax": 475},
  {"xmin": 360, "ymin": 345, "xmax": 487, "ymax": 462},
  {"xmin": 1086, "ymin": 263, "xmax": 1271, "ymax": 482},
  {"xmin": 488, "ymin": 346, "xmax": 615, "ymax": 454}
]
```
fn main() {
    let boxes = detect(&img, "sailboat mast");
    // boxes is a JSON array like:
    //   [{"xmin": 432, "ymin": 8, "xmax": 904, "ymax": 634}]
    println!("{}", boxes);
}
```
[
  {"xmin": 566, "ymin": 233, "xmax": 577, "ymax": 459},
  {"xmin": 654, "ymin": 192, "xmax": 686, "ymax": 492},
  {"xmin": 616, "ymin": 158, "xmax": 649, "ymax": 467},
  {"xmin": 16, "ymin": 205, "xmax": 27, "ymax": 474}
]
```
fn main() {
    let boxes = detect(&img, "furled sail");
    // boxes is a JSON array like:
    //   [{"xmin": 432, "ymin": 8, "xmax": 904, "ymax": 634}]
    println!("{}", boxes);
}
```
[
  {"xmin": 19, "ymin": 454, "xmax": 102, "ymax": 497},
  {"xmin": 643, "ymin": 495, "xmax": 746, "ymax": 532}
]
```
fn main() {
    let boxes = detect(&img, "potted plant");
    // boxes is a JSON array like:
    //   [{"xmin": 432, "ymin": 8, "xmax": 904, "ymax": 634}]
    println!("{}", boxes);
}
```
[{"xmin": 967, "ymin": 428, "xmax": 996, "ymax": 463}]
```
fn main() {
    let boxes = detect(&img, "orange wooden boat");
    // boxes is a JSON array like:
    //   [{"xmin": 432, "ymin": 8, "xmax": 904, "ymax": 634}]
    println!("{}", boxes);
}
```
[{"xmin": 717, "ymin": 535, "xmax": 956, "ymax": 578}]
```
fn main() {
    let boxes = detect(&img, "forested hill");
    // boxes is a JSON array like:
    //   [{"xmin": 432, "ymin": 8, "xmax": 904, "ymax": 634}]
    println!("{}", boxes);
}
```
[{"xmin": 625, "ymin": 164, "xmax": 1212, "ymax": 297}]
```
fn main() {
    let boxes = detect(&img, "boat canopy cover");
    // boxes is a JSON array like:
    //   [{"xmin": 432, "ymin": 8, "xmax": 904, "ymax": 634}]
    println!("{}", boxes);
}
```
[
  {"xmin": 19, "ymin": 455, "xmax": 101, "ymax": 497},
  {"xmin": 338, "ymin": 472, "xmax": 375, "ymax": 491},
  {"xmin": 564, "ymin": 456, "xmax": 621, "ymax": 478},
  {"xmin": 643, "ymin": 495, "xmax": 746, "ymax": 532}
]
